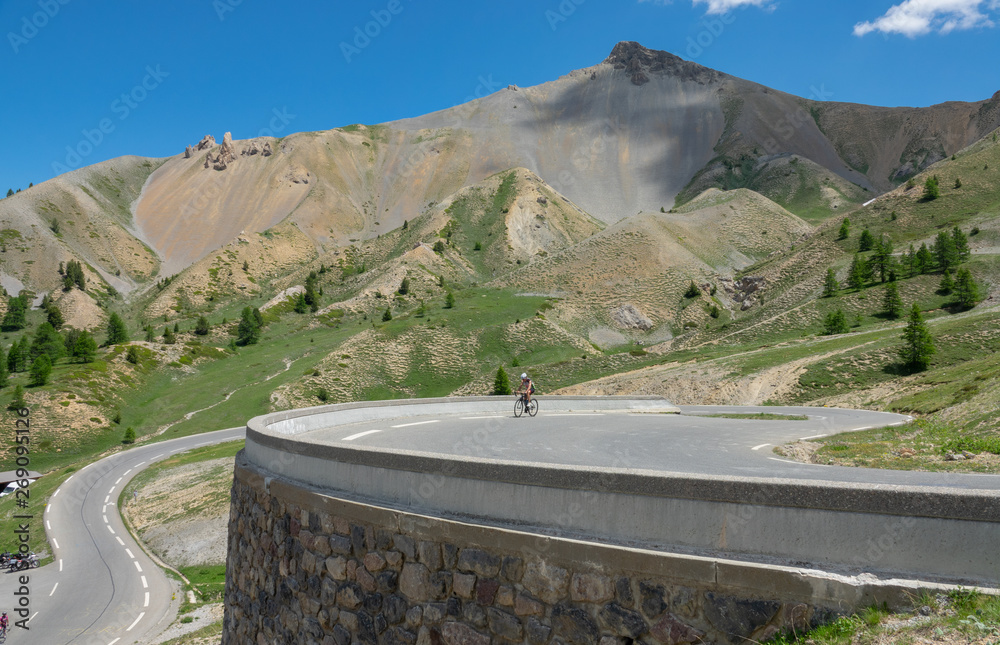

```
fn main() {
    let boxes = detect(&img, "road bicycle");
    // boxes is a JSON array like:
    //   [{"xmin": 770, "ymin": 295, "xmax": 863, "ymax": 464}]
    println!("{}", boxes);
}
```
[{"xmin": 514, "ymin": 392, "xmax": 538, "ymax": 418}]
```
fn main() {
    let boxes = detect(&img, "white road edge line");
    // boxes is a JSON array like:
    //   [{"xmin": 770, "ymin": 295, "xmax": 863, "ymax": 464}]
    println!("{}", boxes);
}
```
[
  {"xmin": 115, "ymin": 477, "xmax": 123, "ymax": 485},
  {"xmin": 460, "ymin": 416, "xmax": 504, "ymax": 420},
  {"xmin": 123, "ymin": 468, "xmax": 132, "ymax": 476},
  {"xmin": 126, "ymin": 612, "xmax": 145, "ymax": 631},
  {"xmin": 799, "ymin": 434, "xmax": 830, "ymax": 441},
  {"xmin": 30, "ymin": 611, "xmax": 38, "ymax": 621},
  {"xmin": 391, "ymin": 420, "xmax": 440, "ymax": 428},
  {"xmin": 109, "ymin": 639, "xmax": 121, "ymax": 645},
  {"xmin": 109, "ymin": 486, "xmax": 116, "ymax": 495},
  {"xmin": 59, "ymin": 559, "xmax": 63, "ymax": 572},
  {"xmin": 751, "ymin": 443, "xmax": 771, "ymax": 451},
  {"xmin": 769, "ymin": 457, "xmax": 801, "ymax": 465},
  {"xmin": 52, "ymin": 488, "xmax": 60, "ymax": 498},
  {"xmin": 343, "ymin": 430, "xmax": 382, "ymax": 442},
  {"xmin": 46, "ymin": 520, "xmax": 51, "ymax": 530},
  {"xmin": 50, "ymin": 582, "xmax": 58, "ymax": 596},
  {"xmin": 103, "ymin": 515, "xmax": 109, "ymax": 524},
  {"xmin": 65, "ymin": 475, "xmax": 74, "ymax": 483},
  {"xmin": 104, "ymin": 496, "xmax": 110, "ymax": 504}
]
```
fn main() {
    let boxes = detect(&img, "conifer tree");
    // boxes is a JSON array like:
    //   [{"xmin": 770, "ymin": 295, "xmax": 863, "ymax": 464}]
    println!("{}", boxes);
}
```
[
  {"xmin": 8, "ymin": 384, "xmax": 26, "ymax": 410},
  {"xmin": 900, "ymin": 303, "xmax": 935, "ymax": 371},
  {"xmin": 823, "ymin": 309, "xmax": 849, "ymax": 335},
  {"xmin": 922, "ymin": 175, "xmax": 940, "ymax": 200},
  {"xmin": 493, "ymin": 366, "xmax": 512, "ymax": 395},
  {"xmin": 837, "ymin": 218, "xmax": 850, "ymax": 240},
  {"xmin": 858, "ymin": 229, "xmax": 875, "ymax": 252},
  {"xmin": 195, "ymin": 316, "xmax": 210, "ymax": 336},
  {"xmin": 106, "ymin": 312, "xmax": 128, "ymax": 345},
  {"xmin": 882, "ymin": 282, "xmax": 903, "ymax": 320},
  {"xmin": 847, "ymin": 254, "xmax": 867, "ymax": 290},
  {"xmin": 954, "ymin": 268, "xmax": 980, "ymax": 309},
  {"xmin": 29, "ymin": 354, "xmax": 52, "ymax": 386},
  {"xmin": 822, "ymin": 268, "xmax": 838, "ymax": 298}
]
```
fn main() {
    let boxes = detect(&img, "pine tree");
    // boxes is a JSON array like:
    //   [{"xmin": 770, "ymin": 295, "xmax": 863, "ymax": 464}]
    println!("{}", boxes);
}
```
[
  {"xmin": 954, "ymin": 178, "xmax": 962, "ymax": 189},
  {"xmin": 382, "ymin": 308, "xmax": 392, "ymax": 322},
  {"xmin": 939, "ymin": 269, "xmax": 954, "ymax": 295},
  {"xmin": 493, "ymin": 366, "xmax": 512, "ymax": 395},
  {"xmin": 823, "ymin": 310, "xmax": 849, "ymax": 335},
  {"xmin": 162, "ymin": 327, "xmax": 176, "ymax": 344},
  {"xmin": 195, "ymin": 316, "xmax": 210, "ymax": 336},
  {"xmin": 46, "ymin": 303, "xmax": 64, "ymax": 329},
  {"xmin": 882, "ymin": 282, "xmax": 903, "ymax": 320},
  {"xmin": 126, "ymin": 345, "xmax": 141, "ymax": 364},
  {"xmin": 1, "ymin": 294, "xmax": 28, "ymax": 331},
  {"xmin": 922, "ymin": 175, "xmax": 940, "ymax": 201},
  {"xmin": 444, "ymin": 292, "xmax": 455, "ymax": 309},
  {"xmin": 684, "ymin": 281, "xmax": 700, "ymax": 298},
  {"xmin": 837, "ymin": 218, "xmax": 850, "ymax": 240},
  {"xmin": 294, "ymin": 292, "xmax": 308, "ymax": 313},
  {"xmin": 106, "ymin": 312, "xmax": 128, "ymax": 345},
  {"xmin": 0, "ymin": 344, "xmax": 8, "ymax": 387},
  {"xmin": 72, "ymin": 331, "xmax": 97, "ymax": 363},
  {"xmin": 858, "ymin": 229, "xmax": 875, "ymax": 252},
  {"xmin": 822, "ymin": 268, "xmax": 839, "ymax": 298},
  {"xmin": 402, "ymin": 219, "xmax": 408, "ymax": 230},
  {"xmin": 899, "ymin": 303, "xmax": 935, "ymax": 371},
  {"xmin": 871, "ymin": 235, "xmax": 894, "ymax": 283},
  {"xmin": 934, "ymin": 232, "xmax": 958, "ymax": 272},
  {"xmin": 7, "ymin": 337, "xmax": 29, "ymax": 373},
  {"xmin": 398, "ymin": 277, "xmax": 410, "ymax": 296},
  {"xmin": 237, "ymin": 307, "xmax": 262, "ymax": 345},
  {"xmin": 915, "ymin": 244, "xmax": 934, "ymax": 275},
  {"xmin": 952, "ymin": 227, "xmax": 970, "ymax": 263},
  {"xmin": 123, "ymin": 427, "xmax": 136, "ymax": 444},
  {"xmin": 8, "ymin": 384, "xmax": 26, "ymax": 410},
  {"xmin": 29, "ymin": 354, "xmax": 52, "ymax": 386},
  {"xmin": 847, "ymin": 254, "xmax": 867, "ymax": 290},
  {"xmin": 5, "ymin": 189, "xmax": 12, "ymax": 198},
  {"xmin": 953, "ymin": 268, "xmax": 980, "ymax": 309},
  {"xmin": 30, "ymin": 322, "xmax": 66, "ymax": 362}
]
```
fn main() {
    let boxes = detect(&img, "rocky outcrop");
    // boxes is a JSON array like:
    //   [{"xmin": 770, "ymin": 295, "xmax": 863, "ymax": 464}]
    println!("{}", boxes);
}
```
[
  {"xmin": 195, "ymin": 135, "xmax": 216, "ymax": 151},
  {"xmin": 719, "ymin": 276, "xmax": 767, "ymax": 311},
  {"xmin": 184, "ymin": 145, "xmax": 193, "ymax": 159},
  {"xmin": 241, "ymin": 138, "xmax": 273, "ymax": 158},
  {"xmin": 604, "ymin": 41, "xmax": 720, "ymax": 86},
  {"xmin": 611, "ymin": 304, "xmax": 653, "ymax": 331}
]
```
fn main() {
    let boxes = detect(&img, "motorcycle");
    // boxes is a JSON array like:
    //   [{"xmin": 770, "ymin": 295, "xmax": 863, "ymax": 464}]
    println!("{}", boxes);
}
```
[{"xmin": 7, "ymin": 553, "xmax": 37, "ymax": 572}]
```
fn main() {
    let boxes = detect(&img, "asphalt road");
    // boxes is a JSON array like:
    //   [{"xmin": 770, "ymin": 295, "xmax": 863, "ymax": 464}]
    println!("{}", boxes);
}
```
[
  {"xmin": 5, "ymin": 403, "xmax": 999, "ymax": 644},
  {"xmin": 301, "ymin": 404, "xmax": 1000, "ymax": 489},
  {"xmin": 1, "ymin": 426, "xmax": 244, "ymax": 645}
]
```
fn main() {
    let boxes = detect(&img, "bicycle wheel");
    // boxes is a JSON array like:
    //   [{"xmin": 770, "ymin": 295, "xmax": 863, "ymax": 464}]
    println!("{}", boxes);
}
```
[
  {"xmin": 514, "ymin": 398, "xmax": 524, "ymax": 418},
  {"xmin": 527, "ymin": 399, "xmax": 538, "ymax": 417}
]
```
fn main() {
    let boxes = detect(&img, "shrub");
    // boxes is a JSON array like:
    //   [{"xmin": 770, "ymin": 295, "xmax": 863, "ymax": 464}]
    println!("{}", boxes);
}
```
[
  {"xmin": 683, "ymin": 282, "xmax": 700, "ymax": 298},
  {"xmin": 823, "ymin": 310, "xmax": 849, "ymax": 335},
  {"xmin": 123, "ymin": 427, "xmax": 136, "ymax": 444}
]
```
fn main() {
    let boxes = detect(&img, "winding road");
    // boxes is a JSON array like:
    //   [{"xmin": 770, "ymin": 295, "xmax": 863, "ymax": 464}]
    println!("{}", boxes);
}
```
[
  {"xmin": 5, "ymin": 402, "xmax": 1000, "ymax": 643},
  {"xmin": 1, "ymin": 426, "xmax": 244, "ymax": 645}
]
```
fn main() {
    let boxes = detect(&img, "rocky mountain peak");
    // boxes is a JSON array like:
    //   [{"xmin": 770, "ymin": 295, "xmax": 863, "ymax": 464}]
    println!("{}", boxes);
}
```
[{"xmin": 603, "ymin": 41, "xmax": 719, "ymax": 86}]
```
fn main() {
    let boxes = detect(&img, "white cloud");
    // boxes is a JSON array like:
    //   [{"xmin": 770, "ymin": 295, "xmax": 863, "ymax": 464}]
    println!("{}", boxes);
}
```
[
  {"xmin": 854, "ymin": 0, "xmax": 1000, "ymax": 37},
  {"xmin": 691, "ymin": 0, "xmax": 776, "ymax": 14}
]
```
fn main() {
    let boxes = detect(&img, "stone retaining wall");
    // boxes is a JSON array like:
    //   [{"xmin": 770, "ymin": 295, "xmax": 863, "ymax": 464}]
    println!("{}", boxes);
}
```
[{"xmin": 224, "ymin": 454, "xmax": 898, "ymax": 645}]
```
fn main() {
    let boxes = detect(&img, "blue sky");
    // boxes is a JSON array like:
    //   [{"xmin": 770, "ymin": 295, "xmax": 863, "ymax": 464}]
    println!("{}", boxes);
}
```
[{"xmin": 2, "ymin": 0, "xmax": 999, "ymax": 191}]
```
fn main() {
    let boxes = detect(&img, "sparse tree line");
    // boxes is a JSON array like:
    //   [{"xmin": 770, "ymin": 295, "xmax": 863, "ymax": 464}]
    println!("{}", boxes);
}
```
[{"xmin": 822, "ymin": 225, "xmax": 981, "ymax": 372}]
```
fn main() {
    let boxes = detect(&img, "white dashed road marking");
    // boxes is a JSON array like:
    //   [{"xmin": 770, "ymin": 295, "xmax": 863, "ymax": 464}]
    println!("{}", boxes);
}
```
[
  {"xmin": 751, "ymin": 444, "xmax": 771, "ymax": 451},
  {"xmin": 391, "ymin": 420, "xmax": 440, "ymax": 428},
  {"xmin": 50, "ymin": 582, "xmax": 58, "ymax": 596},
  {"xmin": 141, "ymin": 575, "xmax": 148, "ymax": 588},
  {"xmin": 126, "ymin": 549, "xmax": 134, "ymax": 559},
  {"xmin": 107, "ymin": 526, "xmax": 115, "ymax": 535},
  {"xmin": 343, "ymin": 430, "xmax": 382, "ymax": 441},
  {"xmin": 52, "ymin": 538, "xmax": 59, "ymax": 549},
  {"xmin": 799, "ymin": 434, "xmax": 830, "ymax": 441},
  {"xmin": 134, "ymin": 561, "xmax": 143, "ymax": 572},
  {"xmin": 460, "ymin": 416, "xmax": 504, "ymax": 420},
  {"xmin": 126, "ymin": 612, "xmax": 144, "ymax": 631},
  {"xmin": 116, "ymin": 537, "xmax": 125, "ymax": 546},
  {"xmin": 144, "ymin": 592, "xmax": 150, "ymax": 607}
]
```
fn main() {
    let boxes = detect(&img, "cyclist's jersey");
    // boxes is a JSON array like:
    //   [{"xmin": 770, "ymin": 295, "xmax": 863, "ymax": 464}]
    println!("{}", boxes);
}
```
[{"xmin": 521, "ymin": 379, "xmax": 534, "ymax": 394}]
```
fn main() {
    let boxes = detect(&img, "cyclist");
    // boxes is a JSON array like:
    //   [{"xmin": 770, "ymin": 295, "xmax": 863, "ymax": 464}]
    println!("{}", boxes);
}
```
[
  {"xmin": 1, "ymin": 610, "xmax": 8, "ymax": 634},
  {"xmin": 517, "ymin": 373, "xmax": 535, "ymax": 405}
]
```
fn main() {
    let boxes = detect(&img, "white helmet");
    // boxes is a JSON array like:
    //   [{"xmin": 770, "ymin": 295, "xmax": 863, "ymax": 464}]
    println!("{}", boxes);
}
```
[{"xmin": 521, "ymin": 373, "xmax": 527, "ymax": 379}]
